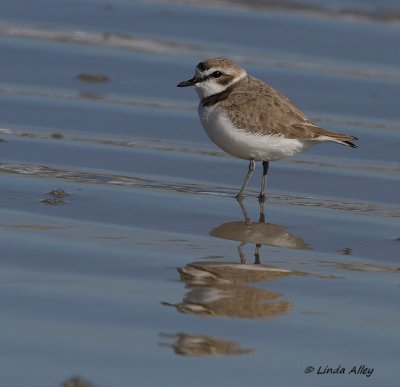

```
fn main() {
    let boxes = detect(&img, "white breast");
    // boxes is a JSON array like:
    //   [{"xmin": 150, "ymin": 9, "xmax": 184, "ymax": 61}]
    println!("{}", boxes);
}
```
[{"xmin": 198, "ymin": 103, "xmax": 309, "ymax": 161}]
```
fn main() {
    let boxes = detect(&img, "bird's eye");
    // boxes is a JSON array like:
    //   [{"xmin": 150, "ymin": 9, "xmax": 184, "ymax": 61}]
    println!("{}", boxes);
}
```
[{"xmin": 211, "ymin": 71, "xmax": 222, "ymax": 78}]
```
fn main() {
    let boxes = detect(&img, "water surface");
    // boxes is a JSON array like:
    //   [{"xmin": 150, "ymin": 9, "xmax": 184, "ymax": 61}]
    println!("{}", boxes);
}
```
[{"xmin": 0, "ymin": 1, "xmax": 399, "ymax": 386}]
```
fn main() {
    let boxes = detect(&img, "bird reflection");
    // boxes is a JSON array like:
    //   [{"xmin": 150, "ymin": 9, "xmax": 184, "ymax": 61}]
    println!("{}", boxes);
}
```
[
  {"xmin": 163, "ymin": 263, "xmax": 294, "ymax": 318},
  {"xmin": 62, "ymin": 376, "xmax": 95, "ymax": 387},
  {"xmin": 162, "ymin": 199, "xmax": 313, "ymax": 319},
  {"xmin": 159, "ymin": 333, "xmax": 253, "ymax": 356},
  {"xmin": 211, "ymin": 198, "xmax": 310, "ymax": 264}
]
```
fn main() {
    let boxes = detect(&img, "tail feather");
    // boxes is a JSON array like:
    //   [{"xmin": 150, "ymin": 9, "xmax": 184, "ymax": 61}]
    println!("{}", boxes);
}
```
[
  {"xmin": 342, "ymin": 140, "xmax": 358, "ymax": 148},
  {"xmin": 291, "ymin": 124, "xmax": 358, "ymax": 148},
  {"xmin": 315, "ymin": 127, "xmax": 358, "ymax": 148},
  {"xmin": 338, "ymin": 133, "xmax": 358, "ymax": 148}
]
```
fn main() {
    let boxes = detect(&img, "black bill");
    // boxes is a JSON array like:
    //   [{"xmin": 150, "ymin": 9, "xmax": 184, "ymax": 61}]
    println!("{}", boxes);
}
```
[{"xmin": 177, "ymin": 77, "xmax": 197, "ymax": 87}]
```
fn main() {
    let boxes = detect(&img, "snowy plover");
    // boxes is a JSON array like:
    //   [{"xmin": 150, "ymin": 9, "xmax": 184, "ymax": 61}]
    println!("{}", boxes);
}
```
[{"xmin": 178, "ymin": 58, "xmax": 358, "ymax": 199}]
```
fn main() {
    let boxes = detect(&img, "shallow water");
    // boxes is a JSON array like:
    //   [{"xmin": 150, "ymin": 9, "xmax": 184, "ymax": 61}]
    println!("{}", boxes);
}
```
[{"xmin": 0, "ymin": 1, "xmax": 399, "ymax": 386}]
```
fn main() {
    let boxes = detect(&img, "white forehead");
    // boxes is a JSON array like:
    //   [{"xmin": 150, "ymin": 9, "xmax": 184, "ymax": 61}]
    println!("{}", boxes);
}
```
[
  {"xmin": 195, "ymin": 66, "xmax": 246, "ymax": 78},
  {"xmin": 195, "ymin": 67, "xmax": 223, "ymax": 77}
]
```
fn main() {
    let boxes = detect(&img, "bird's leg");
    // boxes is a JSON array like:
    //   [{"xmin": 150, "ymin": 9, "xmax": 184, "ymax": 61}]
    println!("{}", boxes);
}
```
[
  {"xmin": 254, "ymin": 243, "xmax": 261, "ymax": 264},
  {"xmin": 236, "ymin": 159, "xmax": 256, "ymax": 199},
  {"xmin": 258, "ymin": 196, "xmax": 266, "ymax": 223},
  {"xmin": 238, "ymin": 242, "xmax": 247, "ymax": 264},
  {"xmin": 258, "ymin": 161, "xmax": 270, "ymax": 200},
  {"xmin": 236, "ymin": 196, "xmax": 252, "ymax": 224}
]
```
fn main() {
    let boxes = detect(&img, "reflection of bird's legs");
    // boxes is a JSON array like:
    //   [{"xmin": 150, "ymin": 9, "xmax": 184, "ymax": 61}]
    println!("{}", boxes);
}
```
[
  {"xmin": 236, "ymin": 197, "xmax": 252, "ymax": 224},
  {"xmin": 238, "ymin": 242, "xmax": 247, "ymax": 264},
  {"xmin": 258, "ymin": 196, "xmax": 266, "ymax": 223},
  {"xmin": 254, "ymin": 243, "xmax": 261, "ymax": 264}
]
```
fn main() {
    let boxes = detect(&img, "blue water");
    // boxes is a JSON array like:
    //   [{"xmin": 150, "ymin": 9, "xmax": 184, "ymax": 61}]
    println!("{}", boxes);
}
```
[{"xmin": 0, "ymin": 1, "xmax": 399, "ymax": 386}]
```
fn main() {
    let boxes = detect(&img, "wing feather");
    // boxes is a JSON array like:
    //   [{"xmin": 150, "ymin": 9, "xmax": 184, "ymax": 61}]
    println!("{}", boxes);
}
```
[{"xmin": 220, "ymin": 76, "xmax": 356, "ymax": 145}]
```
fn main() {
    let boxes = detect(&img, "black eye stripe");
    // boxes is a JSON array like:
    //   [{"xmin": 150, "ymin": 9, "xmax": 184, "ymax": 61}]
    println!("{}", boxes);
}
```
[
  {"xmin": 211, "ymin": 71, "xmax": 223, "ymax": 78},
  {"xmin": 203, "ymin": 71, "xmax": 223, "ymax": 81}
]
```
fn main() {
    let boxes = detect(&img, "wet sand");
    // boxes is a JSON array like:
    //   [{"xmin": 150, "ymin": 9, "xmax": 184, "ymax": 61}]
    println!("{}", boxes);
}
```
[{"xmin": 0, "ymin": 0, "xmax": 399, "ymax": 386}]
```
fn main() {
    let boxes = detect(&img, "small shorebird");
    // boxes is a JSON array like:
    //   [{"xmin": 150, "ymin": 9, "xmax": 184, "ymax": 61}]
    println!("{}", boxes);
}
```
[{"xmin": 177, "ymin": 58, "xmax": 358, "ymax": 199}]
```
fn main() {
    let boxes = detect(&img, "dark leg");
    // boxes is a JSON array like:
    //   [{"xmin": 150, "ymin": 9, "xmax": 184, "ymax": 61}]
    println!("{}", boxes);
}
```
[
  {"xmin": 258, "ymin": 196, "xmax": 266, "ymax": 223},
  {"xmin": 254, "ymin": 243, "xmax": 261, "ymax": 264},
  {"xmin": 236, "ymin": 159, "xmax": 255, "ymax": 199},
  {"xmin": 258, "ymin": 161, "xmax": 270, "ymax": 199}
]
